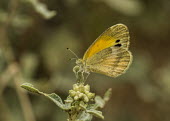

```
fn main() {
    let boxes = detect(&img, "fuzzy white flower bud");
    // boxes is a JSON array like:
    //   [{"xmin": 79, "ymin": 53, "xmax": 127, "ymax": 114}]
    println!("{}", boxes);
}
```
[
  {"xmin": 69, "ymin": 90, "xmax": 76, "ymax": 97},
  {"xmin": 87, "ymin": 92, "xmax": 95, "ymax": 99},
  {"xmin": 79, "ymin": 84, "xmax": 85, "ymax": 92},
  {"xmin": 73, "ymin": 84, "xmax": 79, "ymax": 91},
  {"xmin": 84, "ymin": 84, "xmax": 90, "ymax": 91},
  {"xmin": 74, "ymin": 96, "xmax": 79, "ymax": 101},
  {"xmin": 78, "ymin": 93, "xmax": 84, "ymax": 98},
  {"xmin": 83, "ymin": 95, "xmax": 89, "ymax": 102},
  {"xmin": 84, "ymin": 90, "xmax": 89, "ymax": 95}
]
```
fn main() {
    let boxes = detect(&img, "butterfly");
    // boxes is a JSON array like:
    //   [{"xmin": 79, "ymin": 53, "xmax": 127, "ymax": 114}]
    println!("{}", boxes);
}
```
[{"xmin": 73, "ymin": 24, "xmax": 132, "ymax": 79}]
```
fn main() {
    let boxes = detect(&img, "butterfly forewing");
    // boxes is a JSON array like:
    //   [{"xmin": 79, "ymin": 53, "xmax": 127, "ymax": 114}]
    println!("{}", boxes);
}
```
[{"xmin": 83, "ymin": 24, "xmax": 130, "ymax": 60}]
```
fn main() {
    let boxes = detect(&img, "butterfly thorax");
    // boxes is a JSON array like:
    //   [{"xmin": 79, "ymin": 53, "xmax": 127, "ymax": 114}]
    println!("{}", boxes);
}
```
[{"xmin": 75, "ymin": 59, "xmax": 89, "ymax": 73}]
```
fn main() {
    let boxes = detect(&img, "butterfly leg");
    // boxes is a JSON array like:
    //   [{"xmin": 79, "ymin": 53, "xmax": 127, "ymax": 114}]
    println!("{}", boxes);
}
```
[
  {"xmin": 73, "ymin": 65, "xmax": 86, "ymax": 83},
  {"xmin": 84, "ymin": 71, "xmax": 90, "ymax": 81},
  {"xmin": 73, "ymin": 65, "xmax": 79, "ymax": 79}
]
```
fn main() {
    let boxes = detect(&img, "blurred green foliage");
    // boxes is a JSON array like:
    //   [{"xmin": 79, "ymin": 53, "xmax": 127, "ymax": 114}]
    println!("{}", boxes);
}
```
[{"xmin": 0, "ymin": 0, "xmax": 170, "ymax": 121}]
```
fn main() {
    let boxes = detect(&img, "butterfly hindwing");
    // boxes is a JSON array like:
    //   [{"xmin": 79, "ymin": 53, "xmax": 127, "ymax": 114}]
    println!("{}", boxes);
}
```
[{"xmin": 86, "ymin": 47, "xmax": 132, "ymax": 77}]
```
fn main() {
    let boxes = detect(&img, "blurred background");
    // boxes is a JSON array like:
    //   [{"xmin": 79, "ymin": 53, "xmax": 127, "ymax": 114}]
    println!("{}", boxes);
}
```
[{"xmin": 0, "ymin": 0, "xmax": 170, "ymax": 121}]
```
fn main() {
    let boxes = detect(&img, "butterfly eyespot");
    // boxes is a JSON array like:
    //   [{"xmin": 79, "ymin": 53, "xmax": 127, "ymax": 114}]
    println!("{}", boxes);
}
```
[
  {"xmin": 116, "ymin": 40, "xmax": 120, "ymax": 43},
  {"xmin": 114, "ymin": 44, "xmax": 122, "ymax": 47}
]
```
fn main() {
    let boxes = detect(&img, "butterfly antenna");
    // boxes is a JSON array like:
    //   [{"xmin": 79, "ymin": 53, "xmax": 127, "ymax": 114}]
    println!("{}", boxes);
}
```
[{"xmin": 67, "ymin": 48, "xmax": 79, "ymax": 59}]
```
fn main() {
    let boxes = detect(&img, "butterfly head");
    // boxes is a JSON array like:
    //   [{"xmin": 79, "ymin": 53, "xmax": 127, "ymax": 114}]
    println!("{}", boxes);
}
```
[
  {"xmin": 76, "ymin": 58, "xmax": 83, "ymax": 65},
  {"xmin": 75, "ymin": 58, "xmax": 86, "ymax": 70},
  {"xmin": 67, "ymin": 48, "xmax": 88, "ymax": 74}
]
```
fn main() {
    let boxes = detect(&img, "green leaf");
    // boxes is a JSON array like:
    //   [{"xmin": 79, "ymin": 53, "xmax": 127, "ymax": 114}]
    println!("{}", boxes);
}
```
[
  {"xmin": 21, "ymin": 83, "xmax": 71, "ymax": 110},
  {"xmin": 44, "ymin": 93, "xmax": 66, "ymax": 109},
  {"xmin": 95, "ymin": 96, "xmax": 105, "ymax": 108},
  {"xmin": 86, "ymin": 109, "xmax": 104, "ymax": 120},
  {"xmin": 94, "ymin": 88, "xmax": 112, "ymax": 109},
  {"xmin": 21, "ymin": 83, "xmax": 41, "ymax": 94},
  {"xmin": 76, "ymin": 111, "xmax": 93, "ymax": 121},
  {"xmin": 87, "ymin": 104, "xmax": 98, "ymax": 110},
  {"xmin": 103, "ymin": 88, "xmax": 112, "ymax": 102}
]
